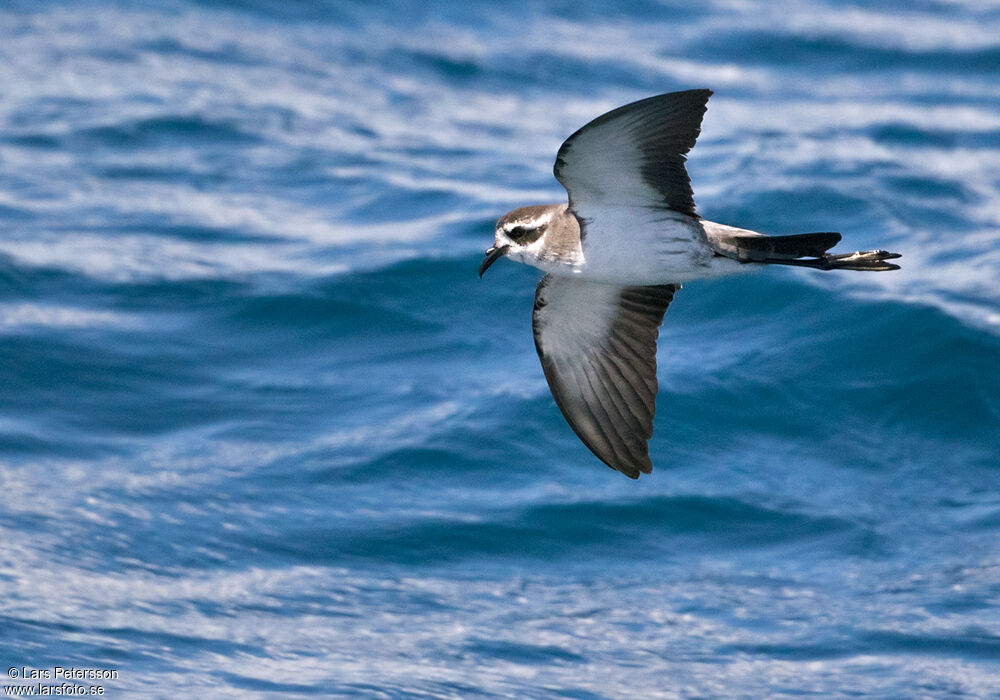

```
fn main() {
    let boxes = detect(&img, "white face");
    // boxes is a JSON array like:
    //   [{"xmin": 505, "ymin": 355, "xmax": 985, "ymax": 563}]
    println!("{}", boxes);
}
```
[{"xmin": 494, "ymin": 209, "xmax": 554, "ymax": 253}]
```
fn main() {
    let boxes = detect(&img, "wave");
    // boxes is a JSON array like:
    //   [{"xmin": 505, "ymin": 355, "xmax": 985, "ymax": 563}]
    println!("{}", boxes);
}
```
[{"xmin": 2, "ymin": 1, "xmax": 1000, "ymax": 695}]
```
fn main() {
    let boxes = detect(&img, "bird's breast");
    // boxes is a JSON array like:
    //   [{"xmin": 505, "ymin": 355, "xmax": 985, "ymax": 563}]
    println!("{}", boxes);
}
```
[{"xmin": 571, "ymin": 207, "xmax": 725, "ymax": 285}]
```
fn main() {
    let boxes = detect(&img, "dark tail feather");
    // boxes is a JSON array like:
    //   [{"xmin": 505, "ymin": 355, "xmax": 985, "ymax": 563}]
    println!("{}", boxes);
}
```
[
  {"xmin": 725, "ymin": 232, "xmax": 901, "ymax": 272},
  {"xmin": 731, "ymin": 232, "xmax": 842, "ymax": 261}
]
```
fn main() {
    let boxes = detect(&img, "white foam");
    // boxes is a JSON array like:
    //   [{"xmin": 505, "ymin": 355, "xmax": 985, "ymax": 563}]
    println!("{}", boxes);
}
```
[{"xmin": 0, "ymin": 303, "xmax": 141, "ymax": 329}]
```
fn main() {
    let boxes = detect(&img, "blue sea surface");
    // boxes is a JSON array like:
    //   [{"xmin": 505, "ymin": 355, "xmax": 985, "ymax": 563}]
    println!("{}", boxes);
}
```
[{"xmin": 2, "ymin": 0, "xmax": 1000, "ymax": 696}]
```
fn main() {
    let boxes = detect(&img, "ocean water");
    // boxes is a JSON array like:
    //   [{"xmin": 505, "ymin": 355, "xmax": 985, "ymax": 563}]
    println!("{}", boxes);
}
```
[{"xmin": 1, "ymin": 0, "xmax": 999, "ymax": 696}]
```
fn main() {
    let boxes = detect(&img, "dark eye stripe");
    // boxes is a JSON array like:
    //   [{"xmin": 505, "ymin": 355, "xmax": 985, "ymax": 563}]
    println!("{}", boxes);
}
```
[{"xmin": 507, "ymin": 223, "xmax": 547, "ymax": 243}]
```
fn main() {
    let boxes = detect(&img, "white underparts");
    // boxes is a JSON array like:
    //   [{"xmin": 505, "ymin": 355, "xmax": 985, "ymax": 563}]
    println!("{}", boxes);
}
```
[{"xmin": 523, "ymin": 210, "xmax": 752, "ymax": 285}]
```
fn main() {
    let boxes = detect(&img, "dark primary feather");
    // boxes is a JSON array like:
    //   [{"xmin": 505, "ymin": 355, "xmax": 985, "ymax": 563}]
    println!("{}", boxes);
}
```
[
  {"xmin": 532, "ymin": 275, "xmax": 679, "ymax": 479},
  {"xmin": 553, "ymin": 89, "xmax": 712, "ymax": 218}
]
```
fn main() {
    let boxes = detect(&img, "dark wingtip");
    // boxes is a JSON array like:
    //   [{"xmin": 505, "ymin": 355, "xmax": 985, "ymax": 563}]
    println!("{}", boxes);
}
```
[{"xmin": 611, "ymin": 458, "xmax": 652, "ymax": 479}]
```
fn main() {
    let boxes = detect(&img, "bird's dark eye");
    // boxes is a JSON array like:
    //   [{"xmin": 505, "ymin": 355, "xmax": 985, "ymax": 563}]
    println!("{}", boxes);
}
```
[{"xmin": 506, "ymin": 223, "xmax": 546, "ymax": 243}]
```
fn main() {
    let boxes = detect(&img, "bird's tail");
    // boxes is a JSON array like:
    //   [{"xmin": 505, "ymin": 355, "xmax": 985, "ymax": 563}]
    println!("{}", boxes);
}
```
[{"xmin": 725, "ymin": 232, "xmax": 901, "ymax": 272}]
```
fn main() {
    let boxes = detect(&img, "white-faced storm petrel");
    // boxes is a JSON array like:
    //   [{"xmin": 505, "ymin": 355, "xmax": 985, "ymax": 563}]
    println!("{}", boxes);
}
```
[{"xmin": 478, "ymin": 89, "xmax": 900, "ymax": 479}]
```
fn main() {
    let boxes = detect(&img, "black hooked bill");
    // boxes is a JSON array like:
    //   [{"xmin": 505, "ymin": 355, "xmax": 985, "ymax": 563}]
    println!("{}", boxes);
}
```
[{"xmin": 478, "ymin": 245, "xmax": 510, "ymax": 278}]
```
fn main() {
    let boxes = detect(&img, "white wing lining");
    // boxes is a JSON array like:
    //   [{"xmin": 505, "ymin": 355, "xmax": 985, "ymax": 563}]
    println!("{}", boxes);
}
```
[{"xmin": 532, "ymin": 274, "xmax": 679, "ymax": 478}]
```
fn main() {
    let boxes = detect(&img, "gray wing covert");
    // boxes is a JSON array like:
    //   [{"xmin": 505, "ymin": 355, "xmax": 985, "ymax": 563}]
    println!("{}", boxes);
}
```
[{"xmin": 553, "ymin": 89, "xmax": 712, "ymax": 219}]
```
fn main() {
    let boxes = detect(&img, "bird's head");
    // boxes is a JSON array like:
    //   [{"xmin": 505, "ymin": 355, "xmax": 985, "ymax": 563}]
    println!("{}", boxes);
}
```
[{"xmin": 478, "ymin": 206, "xmax": 554, "ymax": 277}]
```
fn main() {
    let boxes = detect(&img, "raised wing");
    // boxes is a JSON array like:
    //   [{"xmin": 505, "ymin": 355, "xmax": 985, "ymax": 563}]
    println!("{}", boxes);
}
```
[
  {"xmin": 532, "ymin": 274, "xmax": 678, "ymax": 478},
  {"xmin": 553, "ymin": 89, "xmax": 712, "ymax": 218}
]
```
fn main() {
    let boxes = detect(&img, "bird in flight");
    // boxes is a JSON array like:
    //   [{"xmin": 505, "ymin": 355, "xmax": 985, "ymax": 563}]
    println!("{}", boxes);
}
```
[{"xmin": 478, "ymin": 89, "xmax": 900, "ymax": 479}]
